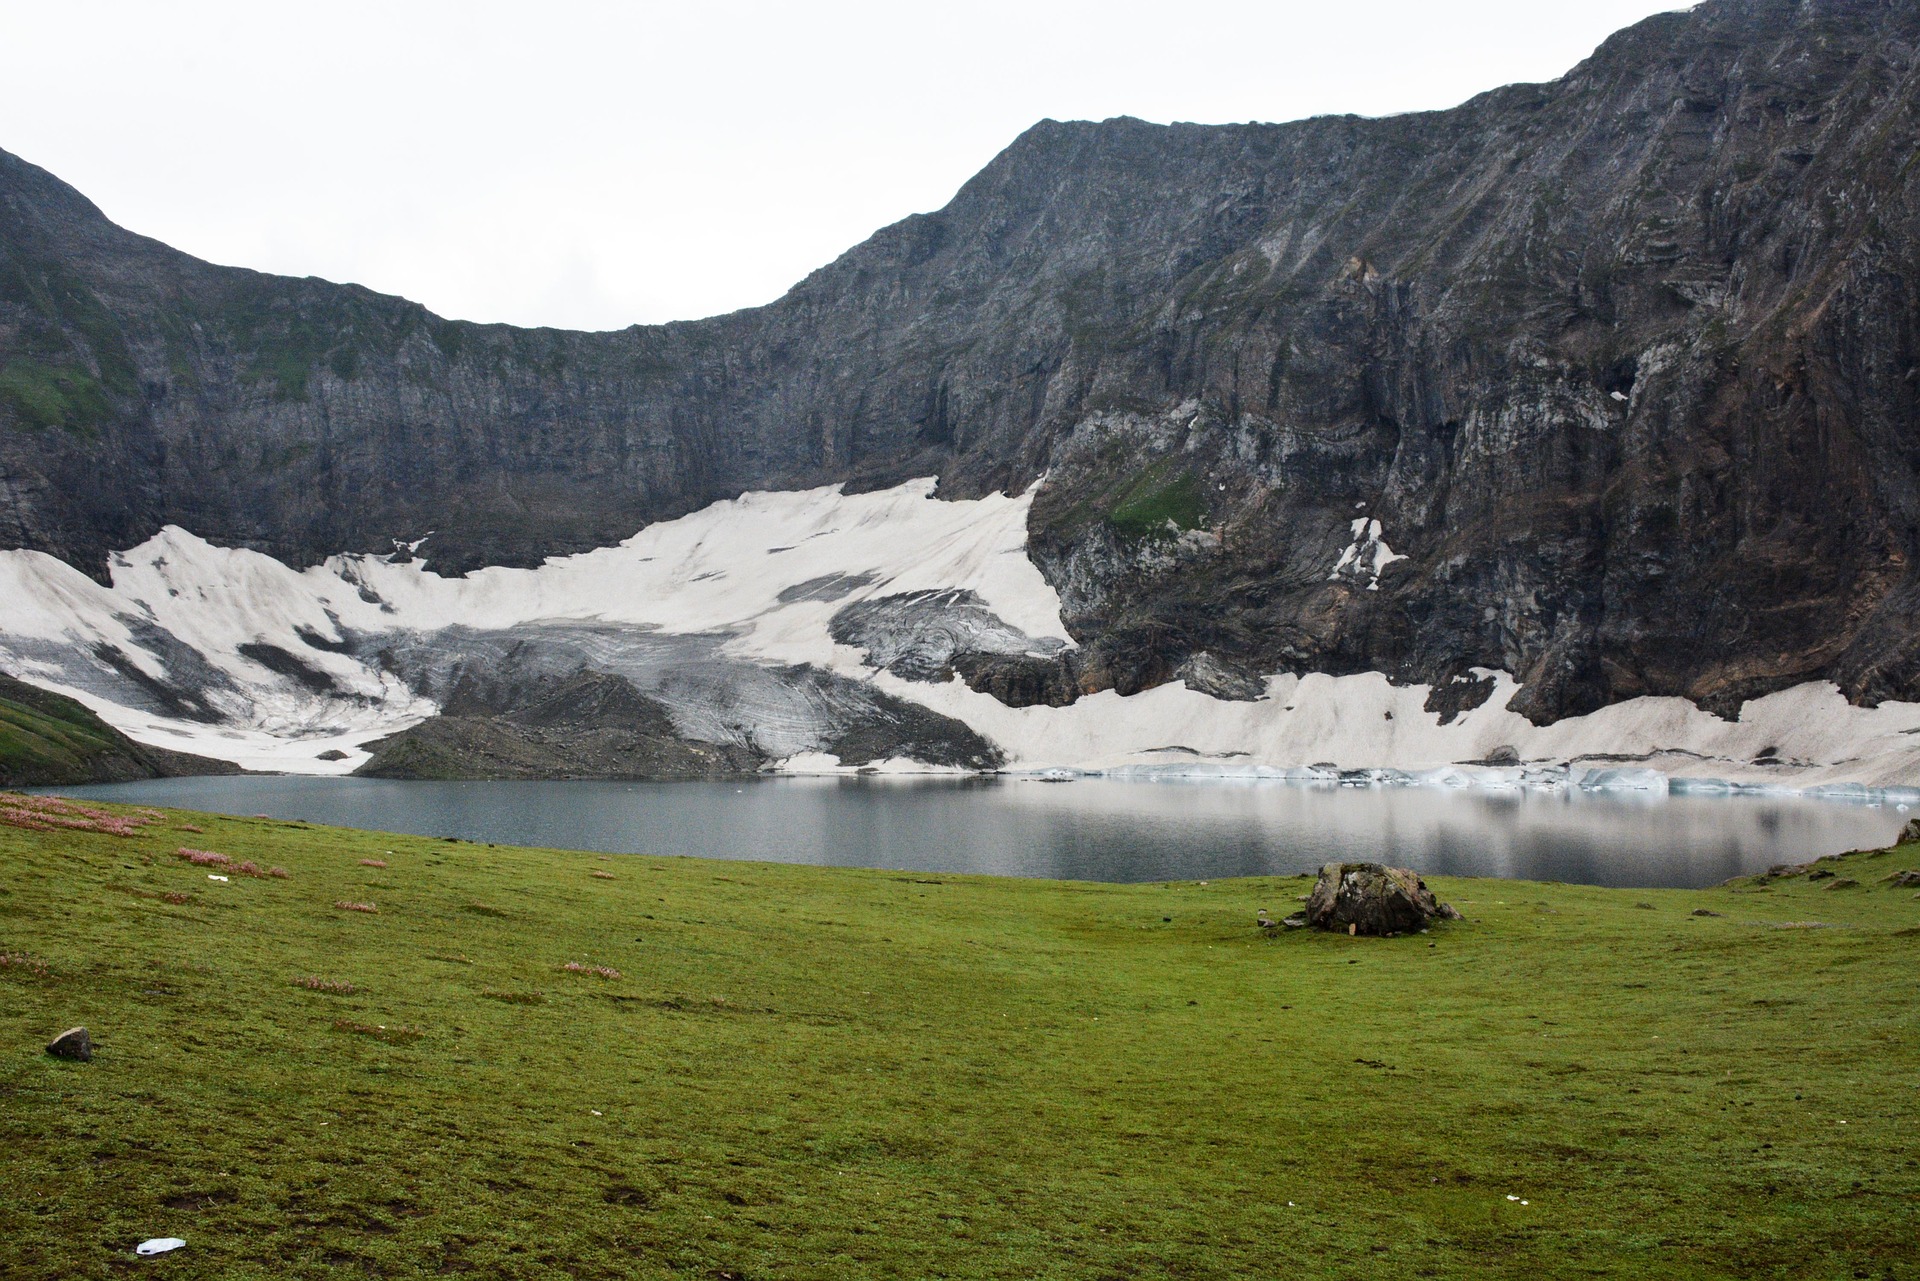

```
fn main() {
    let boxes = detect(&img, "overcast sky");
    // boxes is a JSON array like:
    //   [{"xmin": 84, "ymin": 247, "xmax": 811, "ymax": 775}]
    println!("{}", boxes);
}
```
[{"xmin": 1, "ymin": 1, "xmax": 1685, "ymax": 330}]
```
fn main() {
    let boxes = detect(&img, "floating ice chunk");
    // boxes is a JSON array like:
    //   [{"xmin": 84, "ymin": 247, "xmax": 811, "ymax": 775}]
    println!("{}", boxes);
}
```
[
  {"xmin": 1574, "ymin": 767, "xmax": 1669, "ymax": 794},
  {"xmin": 1669, "ymin": 776, "xmax": 1734, "ymax": 795}
]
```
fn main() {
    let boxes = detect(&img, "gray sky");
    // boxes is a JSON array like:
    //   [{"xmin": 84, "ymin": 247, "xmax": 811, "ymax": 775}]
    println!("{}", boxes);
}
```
[{"xmin": 2, "ymin": 1, "xmax": 1685, "ymax": 330}]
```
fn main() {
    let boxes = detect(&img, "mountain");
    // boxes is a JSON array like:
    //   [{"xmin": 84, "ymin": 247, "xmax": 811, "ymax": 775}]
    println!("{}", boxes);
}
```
[{"xmin": 3, "ymin": 0, "xmax": 1919, "ymax": 760}]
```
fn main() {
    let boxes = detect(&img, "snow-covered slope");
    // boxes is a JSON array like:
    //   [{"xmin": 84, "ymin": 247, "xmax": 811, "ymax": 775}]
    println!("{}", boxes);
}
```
[{"xmin": 4, "ymin": 476, "xmax": 1919, "ymax": 790}]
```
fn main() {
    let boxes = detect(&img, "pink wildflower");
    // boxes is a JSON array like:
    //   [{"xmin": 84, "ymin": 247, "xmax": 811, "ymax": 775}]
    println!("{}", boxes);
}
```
[
  {"xmin": 293, "ymin": 976, "xmax": 357, "ymax": 994},
  {"xmin": 560, "ymin": 961, "xmax": 622, "ymax": 980}
]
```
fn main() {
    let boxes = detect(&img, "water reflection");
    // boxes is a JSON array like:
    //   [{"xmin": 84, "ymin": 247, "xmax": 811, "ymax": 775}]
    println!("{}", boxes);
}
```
[{"xmin": 39, "ymin": 774, "xmax": 1905, "ymax": 890}]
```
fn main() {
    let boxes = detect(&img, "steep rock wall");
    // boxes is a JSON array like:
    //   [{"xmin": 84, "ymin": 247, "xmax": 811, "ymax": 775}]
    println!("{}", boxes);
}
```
[{"xmin": 3, "ymin": 0, "xmax": 1918, "ymax": 723}]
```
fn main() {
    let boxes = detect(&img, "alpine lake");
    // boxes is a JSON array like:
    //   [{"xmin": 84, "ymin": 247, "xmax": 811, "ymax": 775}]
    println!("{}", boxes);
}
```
[{"xmin": 41, "ymin": 773, "xmax": 1908, "ymax": 890}]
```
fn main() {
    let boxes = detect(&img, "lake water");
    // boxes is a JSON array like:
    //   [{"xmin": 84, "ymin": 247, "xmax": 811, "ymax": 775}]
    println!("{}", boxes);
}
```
[{"xmin": 39, "ymin": 775, "xmax": 1907, "ymax": 889}]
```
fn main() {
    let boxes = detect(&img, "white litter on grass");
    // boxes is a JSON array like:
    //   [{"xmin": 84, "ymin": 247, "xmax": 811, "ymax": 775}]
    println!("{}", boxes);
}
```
[
  {"xmin": 590, "ymin": 1109, "xmax": 602, "ymax": 1116},
  {"xmin": 207, "ymin": 874, "xmax": 228, "ymax": 882},
  {"xmin": 135, "ymin": 1237, "xmax": 185, "ymax": 1256},
  {"xmin": 1507, "ymin": 1195, "xmax": 1520, "ymax": 1201}
]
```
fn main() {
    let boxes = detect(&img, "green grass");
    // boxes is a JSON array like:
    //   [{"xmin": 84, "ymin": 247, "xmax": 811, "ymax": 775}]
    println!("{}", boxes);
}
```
[
  {"xmin": 1103, "ymin": 463, "xmax": 1207, "ymax": 540},
  {"xmin": 0, "ymin": 358, "xmax": 112, "ymax": 433},
  {"xmin": 2, "ymin": 799, "xmax": 1918, "ymax": 1279},
  {"xmin": 0, "ymin": 685, "xmax": 133, "ymax": 784}
]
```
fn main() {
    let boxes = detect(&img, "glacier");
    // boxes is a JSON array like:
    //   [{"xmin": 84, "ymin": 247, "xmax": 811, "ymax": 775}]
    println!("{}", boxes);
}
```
[{"xmin": 4, "ymin": 476, "xmax": 1920, "ymax": 793}]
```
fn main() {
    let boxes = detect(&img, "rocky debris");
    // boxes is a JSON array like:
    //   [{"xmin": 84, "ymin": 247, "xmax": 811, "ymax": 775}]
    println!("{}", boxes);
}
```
[
  {"xmin": 1807, "ymin": 868, "xmax": 1837, "ymax": 881},
  {"xmin": 314, "ymin": 749, "xmax": 349, "ymax": 762},
  {"xmin": 1825, "ymin": 877, "xmax": 1860, "ymax": 890},
  {"xmin": 1424, "ymin": 674, "xmax": 1500, "ymax": 726},
  {"xmin": 950, "ymin": 651, "xmax": 1084, "ymax": 708},
  {"xmin": 46, "ymin": 1026, "xmax": 91, "ymax": 1061},
  {"xmin": 1899, "ymin": 820, "xmax": 1920, "ymax": 846},
  {"xmin": 1882, "ymin": 869, "xmax": 1920, "ymax": 888},
  {"xmin": 355, "ymin": 664, "xmax": 1002, "ymax": 780},
  {"xmin": 1174, "ymin": 652, "xmax": 1267, "ymax": 702},
  {"xmin": 1690, "ymin": 908, "xmax": 1725, "ymax": 917},
  {"xmin": 1288, "ymin": 863, "xmax": 1461, "ymax": 937},
  {"xmin": 827, "ymin": 589, "xmax": 1065, "ymax": 682},
  {"xmin": 355, "ymin": 670, "xmax": 764, "ymax": 781}
]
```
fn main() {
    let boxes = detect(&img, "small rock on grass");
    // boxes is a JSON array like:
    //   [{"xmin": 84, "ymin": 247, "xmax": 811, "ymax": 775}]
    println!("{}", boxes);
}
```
[
  {"xmin": 46, "ymin": 1027, "xmax": 91, "ymax": 1061},
  {"xmin": 1691, "ymin": 908, "xmax": 1724, "ymax": 917},
  {"xmin": 1825, "ymin": 877, "xmax": 1860, "ymax": 890}
]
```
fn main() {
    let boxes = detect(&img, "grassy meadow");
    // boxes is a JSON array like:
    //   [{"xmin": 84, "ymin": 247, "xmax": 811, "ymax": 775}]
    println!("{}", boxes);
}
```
[{"xmin": 1, "ymin": 791, "xmax": 1917, "ymax": 1279}]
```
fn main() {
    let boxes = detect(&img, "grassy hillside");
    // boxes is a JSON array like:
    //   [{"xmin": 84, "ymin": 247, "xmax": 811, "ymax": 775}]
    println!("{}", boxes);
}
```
[
  {"xmin": 0, "ymin": 673, "xmax": 237, "ymax": 786},
  {"xmin": 1, "ymin": 793, "xmax": 1916, "ymax": 1279}
]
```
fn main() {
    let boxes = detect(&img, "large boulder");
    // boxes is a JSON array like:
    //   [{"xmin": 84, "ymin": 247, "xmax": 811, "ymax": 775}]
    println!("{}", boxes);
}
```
[
  {"xmin": 46, "ymin": 1027, "xmax": 91, "ymax": 1061},
  {"xmin": 1291, "ymin": 863, "xmax": 1461, "ymax": 936}
]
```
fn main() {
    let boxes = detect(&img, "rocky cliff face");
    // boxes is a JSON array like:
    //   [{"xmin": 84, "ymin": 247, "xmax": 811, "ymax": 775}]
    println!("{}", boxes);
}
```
[{"xmin": 4, "ymin": 0, "xmax": 1919, "ymax": 726}]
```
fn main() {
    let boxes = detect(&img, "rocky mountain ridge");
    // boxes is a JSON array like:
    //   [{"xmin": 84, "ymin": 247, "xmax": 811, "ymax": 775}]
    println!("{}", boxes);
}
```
[{"xmin": 4, "ymin": 0, "xmax": 1919, "ymax": 728}]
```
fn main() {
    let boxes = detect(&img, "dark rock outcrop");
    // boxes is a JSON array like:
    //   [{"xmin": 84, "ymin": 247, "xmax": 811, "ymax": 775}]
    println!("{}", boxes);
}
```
[
  {"xmin": 0, "ymin": 670, "xmax": 239, "ymax": 786},
  {"xmin": 6, "ymin": 1, "xmax": 1920, "ymax": 725},
  {"xmin": 356, "ymin": 670, "xmax": 763, "ymax": 780},
  {"xmin": 827, "ymin": 589, "xmax": 1065, "ymax": 681},
  {"xmin": 354, "ymin": 666, "xmax": 1003, "ymax": 778},
  {"xmin": 1292, "ymin": 862, "xmax": 1462, "ymax": 936},
  {"xmin": 46, "ymin": 1026, "xmax": 91, "ymax": 1061}
]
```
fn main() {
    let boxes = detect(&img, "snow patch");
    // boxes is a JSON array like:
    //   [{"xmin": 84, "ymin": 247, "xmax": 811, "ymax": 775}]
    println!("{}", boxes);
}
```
[{"xmin": 1329, "ymin": 518, "xmax": 1408, "ymax": 591}]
